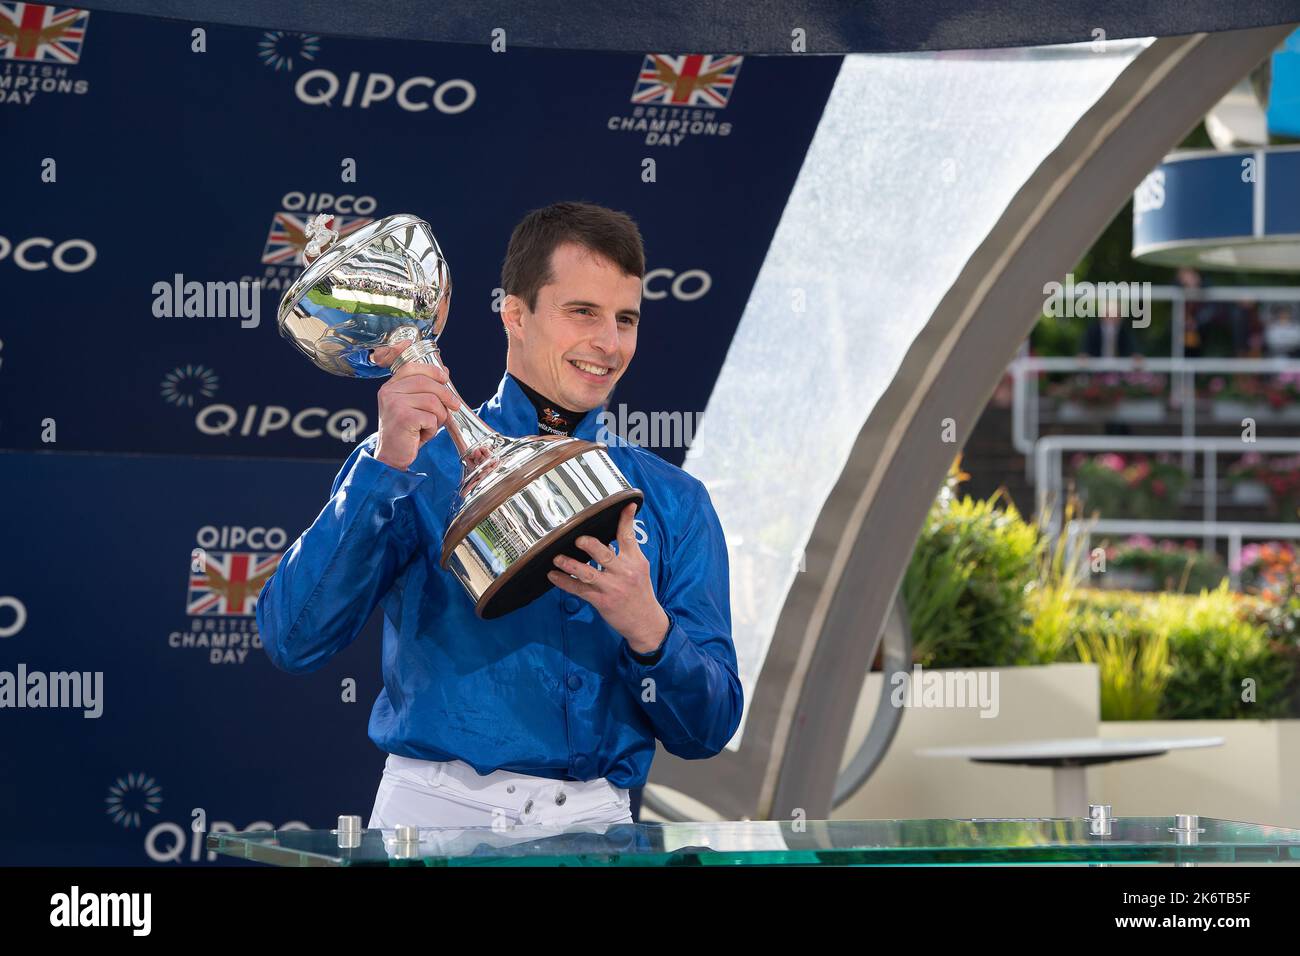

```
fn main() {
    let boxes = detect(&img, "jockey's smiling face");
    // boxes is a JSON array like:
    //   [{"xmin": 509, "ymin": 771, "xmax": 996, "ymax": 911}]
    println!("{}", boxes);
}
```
[{"xmin": 503, "ymin": 242, "xmax": 642, "ymax": 412}]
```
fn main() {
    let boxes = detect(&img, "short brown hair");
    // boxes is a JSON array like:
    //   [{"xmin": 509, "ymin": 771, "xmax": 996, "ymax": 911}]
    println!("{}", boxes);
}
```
[{"xmin": 501, "ymin": 201, "xmax": 645, "ymax": 313}]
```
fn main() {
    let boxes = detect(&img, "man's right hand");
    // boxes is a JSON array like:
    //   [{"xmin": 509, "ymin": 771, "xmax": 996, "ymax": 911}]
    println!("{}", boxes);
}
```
[{"xmin": 373, "ymin": 356, "xmax": 461, "ymax": 471}]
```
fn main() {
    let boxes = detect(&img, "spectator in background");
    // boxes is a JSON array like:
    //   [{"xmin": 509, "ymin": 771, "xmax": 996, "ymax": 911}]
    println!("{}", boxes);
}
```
[
  {"xmin": 1177, "ymin": 266, "xmax": 1235, "ymax": 356},
  {"xmin": 1177, "ymin": 267, "xmax": 1213, "ymax": 355},
  {"xmin": 1080, "ymin": 302, "xmax": 1142, "ymax": 359},
  {"xmin": 1264, "ymin": 304, "xmax": 1300, "ymax": 358},
  {"xmin": 1182, "ymin": 312, "xmax": 1203, "ymax": 357},
  {"xmin": 1232, "ymin": 298, "xmax": 1263, "ymax": 357}
]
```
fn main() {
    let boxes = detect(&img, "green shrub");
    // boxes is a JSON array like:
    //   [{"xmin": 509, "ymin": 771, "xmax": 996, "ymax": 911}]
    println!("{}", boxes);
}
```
[
  {"xmin": 1159, "ymin": 583, "xmax": 1295, "ymax": 719},
  {"xmin": 903, "ymin": 460, "xmax": 1039, "ymax": 669},
  {"xmin": 1059, "ymin": 585, "xmax": 1295, "ymax": 720},
  {"xmin": 1069, "ymin": 598, "xmax": 1171, "ymax": 721},
  {"xmin": 902, "ymin": 466, "xmax": 1299, "ymax": 720},
  {"xmin": 1024, "ymin": 492, "xmax": 1091, "ymax": 665}
]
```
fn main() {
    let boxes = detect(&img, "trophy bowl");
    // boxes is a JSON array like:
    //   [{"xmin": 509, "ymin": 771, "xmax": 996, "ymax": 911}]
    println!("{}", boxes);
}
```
[{"xmin": 277, "ymin": 213, "xmax": 643, "ymax": 619}]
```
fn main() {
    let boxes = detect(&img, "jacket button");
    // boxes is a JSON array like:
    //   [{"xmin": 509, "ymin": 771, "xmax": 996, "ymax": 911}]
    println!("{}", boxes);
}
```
[
  {"xmin": 566, "ymin": 674, "xmax": 582, "ymax": 691},
  {"xmin": 573, "ymin": 754, "xmax": 588, "ymax": 772},
  {"xmin": 563, "ymin": 596, "xmax": 581, "ymax": 614},
  {"xmin": 523, "ymin": 799, "xmax": 533, "ymax": 814},
  {"xmin": 555, "ymin": 792, "xmax": 567, "ymax": 806},
  {"xmin": 506, "ymin": 784, "xmax": 515, "ymax": 794}
]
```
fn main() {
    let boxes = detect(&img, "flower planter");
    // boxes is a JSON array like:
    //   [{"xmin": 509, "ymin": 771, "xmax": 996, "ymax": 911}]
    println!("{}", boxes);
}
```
[
  {"xmin": 832, "ymin": 664, "xmax": 1300, "ymax": 827},
  {"xmin": 833, "ymin": 663, "xmax": 1101, "ymax": 820},
  {"xmin": 1096, "ymin": 720, "xmax": 1300, "ymax": 828},
  {"xmin": 1113, "ymin": 398, "xmax": 1165, "ymax": 422},
  {"xmin": 1211, "ymin": 399, "xmax": 1255, "ymax": 422},
  {"xmin": 1056, "ymin": 401, "xmax": 1092, "ymax": 422},
  {"xmin": 1212, "ymin": 401, "xmax": 1300, "ymax": 423},
  {"xmin": 1230, "ymin": 480, "xmax": 1271, "ymax": 506},
  {"xmin": 1056, "ymin": 400, "xmax": 1165, "ymax": 422}
]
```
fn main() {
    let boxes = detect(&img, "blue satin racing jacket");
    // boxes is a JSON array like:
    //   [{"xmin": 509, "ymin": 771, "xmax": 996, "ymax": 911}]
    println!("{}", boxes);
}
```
[{"xmin": 257, "ymin": 370, "xmax": 743, "ymax": 788}]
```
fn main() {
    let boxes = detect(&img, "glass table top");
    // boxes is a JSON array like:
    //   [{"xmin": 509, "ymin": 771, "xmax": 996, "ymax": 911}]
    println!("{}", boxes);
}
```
[{"xmin": 206, "ymin": 816, "xmax": 1300, "ymax": 867}]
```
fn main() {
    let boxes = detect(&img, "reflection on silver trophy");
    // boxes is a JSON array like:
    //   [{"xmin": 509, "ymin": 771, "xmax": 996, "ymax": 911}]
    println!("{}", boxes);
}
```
[{"xmin": 277, "ymin": 213, "xmax": 643, "ymax": 619}]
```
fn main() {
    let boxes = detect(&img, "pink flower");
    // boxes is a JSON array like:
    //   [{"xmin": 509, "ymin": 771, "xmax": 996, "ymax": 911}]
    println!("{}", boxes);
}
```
[{"xmin": 1230, "ymin": 545, "xmax": 1257, "ymax": 574}]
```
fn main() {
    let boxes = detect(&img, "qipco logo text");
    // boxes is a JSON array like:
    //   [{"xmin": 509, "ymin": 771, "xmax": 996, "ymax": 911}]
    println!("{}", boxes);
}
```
[
  {"xmin": 196, "ymin": 404, "xmax": 367, "ymax": 440},
  {"xmin": 196, "ymin": 526, "xmax": 287, "ymax": 550},
  {"xmin": 294, "ymin": 70, "xmax": 476, "ymax": 114},
  {"xmin": 643, "ymin": 268, "xmax": 712, "ymax": 302},
  {"xmin": 281, "ymin": 191, "xmax": 377, "ymax": 216},
  {"xmin": 0, "ymin": 235, "xmax": 96, "ymax": 273}
]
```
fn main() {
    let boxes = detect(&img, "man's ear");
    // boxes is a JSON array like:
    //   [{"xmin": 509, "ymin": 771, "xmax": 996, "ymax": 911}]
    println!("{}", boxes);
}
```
[{"xmin": 501, "ymin": 293, "xmax": 526, "ymax": 339}]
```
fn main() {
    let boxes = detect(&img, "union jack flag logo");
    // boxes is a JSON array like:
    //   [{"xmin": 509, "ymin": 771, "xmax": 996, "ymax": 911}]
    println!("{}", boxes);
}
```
[
  {"xmin": 631, "ymin": 54, "xmax": 742, "ymax": 108},
  {"xmin": 0, "ymin": 3, "xmax": 89, "ymax": 63},
  {"xmin": 187, "ymin": 551, "xmax": 281, "ymax": 616},
  {"xmin": 261, "ymin": 211, "xmax": 372, "ymax": 265}
]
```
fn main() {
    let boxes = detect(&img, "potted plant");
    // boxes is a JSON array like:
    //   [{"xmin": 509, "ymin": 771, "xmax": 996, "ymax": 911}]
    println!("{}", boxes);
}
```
[
  {"xmin": 1205, "ymin": 373, "xmax": 1300, "ymax": 422},
  {"xmin": 1225, "ymin": 451, "xmax": 1271, "ymax": 506},
  {"xmin": 1225, "ymin": 452, "xmax": 1300, "ymax": 519},
  {"xmin": 1071, "ymin": 451, "xmax": 1189, "ymax": 520},
  {"xmin": 1234, "ymin": 541, "xmax": 1300, "ymax": 600},
  {"xmin": 1092, "ymin": 534, "xmax": 1228, "ymax": 592},
  {"xmin": 1046, "ymin": 370, "xmax": 1167, "ymax": 421}
]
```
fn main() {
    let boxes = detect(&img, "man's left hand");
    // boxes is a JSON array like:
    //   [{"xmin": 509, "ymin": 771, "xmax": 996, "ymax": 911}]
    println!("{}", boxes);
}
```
[{"xmin": 547, "ymin": 501, "xmax": 669, "ymax": 655}]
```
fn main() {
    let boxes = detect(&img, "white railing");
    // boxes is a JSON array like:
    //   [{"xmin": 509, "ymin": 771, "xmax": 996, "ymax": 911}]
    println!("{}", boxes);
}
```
[
  {"xmin": 1034, "ymin": 434, "xmax": 1300, "ymax": 534},
  {"xmin": 1035, "ymin": 435, "xmax": 1300, "ymax": 589},
  {"xmin": 1066, "ymin": 519, "xmax": 1300, "ymax": 591},
  {"xmin": 1007, "ymin": 288, "xmax": 1300, "ymax": 591},
  {"xmin": 1011, "ymin": 355, "xmax": 1300, "ymax": 466},
  {"xmin": 1010, "ymin": 285, "xmax": 1300, "ymax": 470}
]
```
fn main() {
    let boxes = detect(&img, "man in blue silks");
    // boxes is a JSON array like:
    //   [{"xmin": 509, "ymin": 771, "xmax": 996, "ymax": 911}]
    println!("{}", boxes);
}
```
[{"xmin": 257, "ymin": 200, "xmax": 743, "ymax": 833}]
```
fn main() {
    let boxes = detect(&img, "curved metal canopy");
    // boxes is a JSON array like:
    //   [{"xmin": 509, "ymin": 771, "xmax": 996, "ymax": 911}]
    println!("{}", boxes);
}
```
[{"xmin": 74, "ymin": 1, "xmax": 1300, "ymax": 54}]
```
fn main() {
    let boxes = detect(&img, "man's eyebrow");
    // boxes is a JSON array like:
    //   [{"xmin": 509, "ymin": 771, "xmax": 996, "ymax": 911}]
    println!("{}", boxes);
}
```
[{"xmin": 561, "ymin": 299, "xmax": 641, "ymax": 320}]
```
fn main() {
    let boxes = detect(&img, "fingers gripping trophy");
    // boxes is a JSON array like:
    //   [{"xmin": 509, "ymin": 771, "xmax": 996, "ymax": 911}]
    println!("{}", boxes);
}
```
[{"xmin": 277, "ymin": 213, "xmax": 644, "ymax": 619}]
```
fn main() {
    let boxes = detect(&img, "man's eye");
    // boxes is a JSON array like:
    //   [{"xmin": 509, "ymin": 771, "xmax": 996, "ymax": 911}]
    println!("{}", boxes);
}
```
[{"xmin": 619, "ymin": 316, "xmax": 636, "ymax": 326}]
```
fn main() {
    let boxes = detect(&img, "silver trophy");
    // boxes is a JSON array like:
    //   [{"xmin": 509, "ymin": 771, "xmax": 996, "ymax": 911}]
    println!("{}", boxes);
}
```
[{"xmin": 277, "ymin": 213, "xmax": 643, "ymax": 619}]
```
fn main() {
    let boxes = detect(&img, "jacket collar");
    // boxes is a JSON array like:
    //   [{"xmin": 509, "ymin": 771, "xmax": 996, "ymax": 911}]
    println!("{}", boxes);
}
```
[{"xmin": 478, "ymin": 370, "xmax": 607, "ymax": 442}]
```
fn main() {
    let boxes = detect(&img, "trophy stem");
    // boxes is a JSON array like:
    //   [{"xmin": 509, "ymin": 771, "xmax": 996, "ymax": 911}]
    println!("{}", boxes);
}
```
[{"xmin": 392, "ymin": 341, "xmax": 504, "ymax": 475}]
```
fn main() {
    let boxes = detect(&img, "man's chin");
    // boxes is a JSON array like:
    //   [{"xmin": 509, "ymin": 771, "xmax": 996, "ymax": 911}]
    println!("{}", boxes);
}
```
[
  {"xmin": 571, "ymin": 387, "xmax": 612, "ymax": 412},
  {"xmin": 564, "ymin": 369, "xmax": 617, "ymax": 407}
]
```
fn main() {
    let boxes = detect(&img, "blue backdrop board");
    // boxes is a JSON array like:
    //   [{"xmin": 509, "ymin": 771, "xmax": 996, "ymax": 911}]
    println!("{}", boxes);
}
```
[
  {"xmin": 0, "ymin": 6, "xmax": 839, "ymax": 461},
  {"xmin": 0, "ymin": 451, "xmax": 386, "ymax": 864},
  {"xmin": 0, "ymin": 3, "xmax": 837, "ymax": 863}
]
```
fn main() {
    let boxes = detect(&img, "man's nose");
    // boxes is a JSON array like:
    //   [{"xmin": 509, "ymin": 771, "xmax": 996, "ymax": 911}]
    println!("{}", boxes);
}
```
[{"xmin": 590, "ymin": 314, "xmax": 620, "ymax": 353}]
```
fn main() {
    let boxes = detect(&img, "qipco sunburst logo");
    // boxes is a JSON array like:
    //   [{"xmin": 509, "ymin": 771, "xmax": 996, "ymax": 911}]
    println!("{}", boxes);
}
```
[
  {"xmin": 105, "ymin": 772, "xmax": 163, "ymax": 829},
  {"xmin": 160, "ymin": 365, "xmax": 220, "ymax": 408},
  {"xmin": 257, "ymin": 31, "xmax": 320, "ymax": 72}
]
